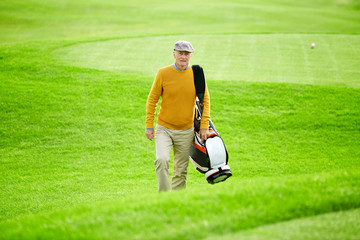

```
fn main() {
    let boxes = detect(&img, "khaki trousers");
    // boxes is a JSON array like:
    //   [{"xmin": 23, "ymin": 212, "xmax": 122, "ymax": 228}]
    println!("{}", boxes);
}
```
[{"xmin": 154, "ymin": 124, "xmax": 194, "ymax": 192}]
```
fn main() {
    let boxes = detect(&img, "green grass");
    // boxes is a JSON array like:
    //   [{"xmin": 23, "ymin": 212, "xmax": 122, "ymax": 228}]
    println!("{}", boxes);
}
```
[
  {"xmin": 207, "ymin": 208, "xmax": 360, "ymax": 240},
  {"xmin": 54, "ymin": 34, "xmax": 360, "ymax": 87},
  {"xmin": 1, "ymin": 170, "xmax": 359, "ymax": 239},
  {"xmin": 1, "ymin": 0, "xmax": 359, "ymax": 239}
]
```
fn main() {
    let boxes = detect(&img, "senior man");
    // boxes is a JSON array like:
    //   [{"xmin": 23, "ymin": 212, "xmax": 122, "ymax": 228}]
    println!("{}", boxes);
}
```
[{"xmin": 145, "ymin": 40, "xmax": 211, "ymax": 192}]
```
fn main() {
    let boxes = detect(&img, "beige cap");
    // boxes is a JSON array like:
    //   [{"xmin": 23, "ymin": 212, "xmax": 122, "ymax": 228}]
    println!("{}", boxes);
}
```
[{"xmin": 174, "ymin": 40, "xmax": 194, "ymax": 53}]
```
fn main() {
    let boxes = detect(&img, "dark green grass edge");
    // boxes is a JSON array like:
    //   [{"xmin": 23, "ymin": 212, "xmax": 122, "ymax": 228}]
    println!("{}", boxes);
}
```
[{"xmin": 0, "ymin": 169, "xmax": 359, "ymax": 240}]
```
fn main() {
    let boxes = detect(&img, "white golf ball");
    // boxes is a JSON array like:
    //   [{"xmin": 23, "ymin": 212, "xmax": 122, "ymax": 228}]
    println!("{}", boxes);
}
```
[{"xmin": 311, "ymin": 43, "xmax": 316, "ymax": 49}]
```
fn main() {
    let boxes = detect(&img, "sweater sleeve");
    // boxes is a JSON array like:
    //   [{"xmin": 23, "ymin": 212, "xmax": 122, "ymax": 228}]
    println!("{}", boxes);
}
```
[
  {"xmin": 146, "ymin": 71, "xmax": 162, "ymax": 129},
  {"xmin": 200, "ymin": 84, "xmax": 210, "ymax": 130}
]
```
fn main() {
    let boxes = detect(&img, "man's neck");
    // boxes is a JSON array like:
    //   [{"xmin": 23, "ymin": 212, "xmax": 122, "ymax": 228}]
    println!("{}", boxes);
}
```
[{"xmin": 173, "ymin": 63, "xmax": 190, "ymax": 71}]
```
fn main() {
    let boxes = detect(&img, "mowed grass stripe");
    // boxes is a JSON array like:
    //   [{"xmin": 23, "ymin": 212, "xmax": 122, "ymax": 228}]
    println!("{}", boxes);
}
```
[
  {"xmin": 53, "ymin": 34, "xmax": 360, "ymax": 87},
  {"xmin": 0, "ymin": 170, "xmax": 358, "ymax": 240},
  {"xmin": 206, "ymin": 208, "xmax": 360, "ymax": 240},
  {"xmin": 1, "ymin": 0, "xmax": 359, "ymax": 43}
]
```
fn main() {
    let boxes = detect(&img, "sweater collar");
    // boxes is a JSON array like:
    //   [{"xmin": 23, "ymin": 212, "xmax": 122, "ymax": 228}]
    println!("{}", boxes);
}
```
[{"xmin": 173, "ymin": 63, "xmax": 190, "ymax": 71}]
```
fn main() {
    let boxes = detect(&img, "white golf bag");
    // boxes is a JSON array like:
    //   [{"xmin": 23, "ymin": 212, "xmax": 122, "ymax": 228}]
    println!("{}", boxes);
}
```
[{"xmin": 190, "ymin": 99, "xmax": 232, "ymax": 184}]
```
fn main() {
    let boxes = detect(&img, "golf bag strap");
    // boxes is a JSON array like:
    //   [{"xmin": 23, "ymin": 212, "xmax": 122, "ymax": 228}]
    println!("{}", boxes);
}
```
[{"xmin": 192, "ymin": 65, "xmax": 206, "ymax": 106}]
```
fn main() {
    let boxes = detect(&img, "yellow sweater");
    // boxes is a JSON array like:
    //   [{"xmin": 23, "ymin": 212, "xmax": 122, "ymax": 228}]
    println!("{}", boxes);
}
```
[{"xmin": 146, "ymin": 65, "xmax": 210, "ymax": 130}]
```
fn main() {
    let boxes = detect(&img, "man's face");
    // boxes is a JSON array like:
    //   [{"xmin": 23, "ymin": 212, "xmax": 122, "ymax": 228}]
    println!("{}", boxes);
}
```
[{"xmin": 173, "ymin": 51, "xmax": 192, "ymax": 69}]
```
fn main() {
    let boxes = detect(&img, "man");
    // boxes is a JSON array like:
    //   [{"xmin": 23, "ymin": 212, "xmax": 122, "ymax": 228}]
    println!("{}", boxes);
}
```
[{"xmin": 145, "ymin": 40, "xmax": 211, "ymax": 192}]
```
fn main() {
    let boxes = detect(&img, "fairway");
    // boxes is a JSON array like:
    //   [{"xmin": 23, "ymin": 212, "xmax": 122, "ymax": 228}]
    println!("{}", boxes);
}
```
[
  {"xmin": 1, "ymin": 0, "xmax": 360, "ymax": 239},
  {"xmin": 54, "ymin": 34, "xmax": 360, "ymax": 87}
]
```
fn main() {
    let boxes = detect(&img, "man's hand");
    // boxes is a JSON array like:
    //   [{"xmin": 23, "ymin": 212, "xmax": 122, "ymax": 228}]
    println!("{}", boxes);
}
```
[
  {"xmin": 199, "ymin": 129, "xmax": 209, "ymax": 143},
  {"xmin": 145, "ymin": 129, "xmax": 154, "ymax": 141}
]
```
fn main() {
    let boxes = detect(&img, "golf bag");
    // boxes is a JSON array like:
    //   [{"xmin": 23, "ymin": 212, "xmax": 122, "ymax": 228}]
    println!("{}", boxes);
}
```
[{"xmin": 190, "ymin": 65, "xmax": 232, "ymax": 184}]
